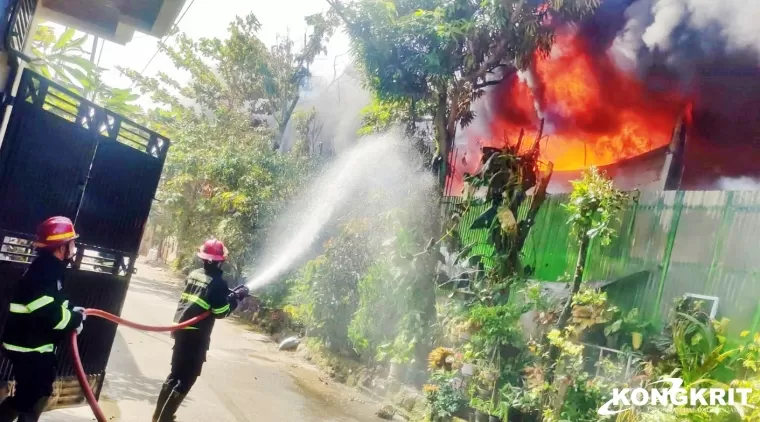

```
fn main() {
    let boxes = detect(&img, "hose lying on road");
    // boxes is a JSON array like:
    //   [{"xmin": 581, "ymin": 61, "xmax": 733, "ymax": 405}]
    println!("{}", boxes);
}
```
[{"xmin": 70, "ymin": 309, "xmax": 210, "ymax": 422}]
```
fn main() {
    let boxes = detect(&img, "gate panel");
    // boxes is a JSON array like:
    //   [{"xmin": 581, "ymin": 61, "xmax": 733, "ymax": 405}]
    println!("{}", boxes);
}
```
[
  {"xmin": 0, "ymin": 70, "xmax": 171, "ymax": 407},
  {"xmin": 76, "ymin": 118, "xmax": 167, "ymax": 254},
  {"xmin": 0, "ymin": 99, "xmax": 96, "ymax": 234}
]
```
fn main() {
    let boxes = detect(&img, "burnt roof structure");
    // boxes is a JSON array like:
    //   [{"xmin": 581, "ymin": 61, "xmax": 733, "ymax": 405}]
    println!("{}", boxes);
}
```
[{"xmin": 546, "ymin": 116, "xmax": 688, "ymax": 193}]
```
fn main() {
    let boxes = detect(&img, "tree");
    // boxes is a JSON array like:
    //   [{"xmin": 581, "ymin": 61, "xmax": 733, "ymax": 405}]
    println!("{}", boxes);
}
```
[
  {"xmin": 539, "ymin": 166, "xmax": 626, "ymax": 393},
  {"xmin": 291, "ymin": 107, "xmax": 326, "ymax": 157},
  {"xmin": 327, "ymin": 0, "xmax": 599, "ymax": 186},
  {"xmin": 157, "ymin": 118, "xmax": 316, "ymax": 280},
  {"xmin": 30, "ymin": 26, "xmax": 95, "ymax": 88},
  {"xmin": 122, "ymin": 12, "xmax": 337, "ymax": 140},
  {"xmin": 557, "ymin": 166, "xmax": 627, "ymax": 330},
  {"xmin": 30, "ymin": 25, "xmax": 142, "ymax": 116},
  {"xmin": 117, "ymin": 14, "xmax": 330, "ymax": 278}
]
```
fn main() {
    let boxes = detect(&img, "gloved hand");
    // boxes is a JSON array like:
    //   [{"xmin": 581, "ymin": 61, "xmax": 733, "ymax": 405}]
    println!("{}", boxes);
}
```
[
  {"xmin": 76, "ymin": 322, "xmax": 84, "ymax": 336},
  {"xmin": 72, "ymin": 306, "xmax": 86, "ymax": 321}
]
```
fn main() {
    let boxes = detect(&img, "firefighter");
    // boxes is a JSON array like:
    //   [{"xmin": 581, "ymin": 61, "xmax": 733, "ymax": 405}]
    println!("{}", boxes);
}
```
[
  {"xmin": 152, "ymin": 239, "xmax": 242, "ymax": 422},
  {"xmin": 0, "ymin": 217, "xmax": 86, "ymax": 422}
]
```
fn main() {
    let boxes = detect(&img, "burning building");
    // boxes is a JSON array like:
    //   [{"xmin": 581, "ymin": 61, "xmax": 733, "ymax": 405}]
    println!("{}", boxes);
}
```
[{"xmin": 449, "ymin": 0, "xmax": 760, "ymax": 195}]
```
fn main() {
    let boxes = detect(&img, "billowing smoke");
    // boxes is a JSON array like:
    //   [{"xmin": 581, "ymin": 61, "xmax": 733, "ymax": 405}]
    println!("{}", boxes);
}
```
[
  {"xmin": 607, "ymin": 0, "xmax": 760, "ymax": 188},
  {"xmin": 613, "ymin": 0, "xmax": 760, "ymax": 71},
  {"xmin": 280, "ymin": 64, "xmax": 372, "ymax": 154}
]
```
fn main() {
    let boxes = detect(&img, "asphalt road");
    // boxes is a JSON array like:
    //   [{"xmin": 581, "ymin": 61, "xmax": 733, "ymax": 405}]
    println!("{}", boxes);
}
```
[{"xmin": 44, "ymin": 262, "xmax": 381, "ymax": 421}]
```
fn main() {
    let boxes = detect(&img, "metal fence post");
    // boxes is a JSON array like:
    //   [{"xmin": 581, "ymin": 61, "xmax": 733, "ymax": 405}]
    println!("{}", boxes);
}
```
[
  {"xmin": 618, "ymin": 192, "xmax": 641, "ymax": 275},
  {"xmin": 705, "ymin": 192, "xmax": 734, "ymax": 293},
  {"xmin": 652, "ymin": 191, "xmax": 685, "ymax": 318}
]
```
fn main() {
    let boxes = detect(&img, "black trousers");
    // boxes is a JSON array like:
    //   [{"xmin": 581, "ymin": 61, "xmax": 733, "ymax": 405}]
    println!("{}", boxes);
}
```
[
  {"xmin": 4, "ymin": 351, "xmax": 56, "ymax": 412},
  {"xmin": 165, "ymin": 331, "xmax": 208, "ymax": 394}
]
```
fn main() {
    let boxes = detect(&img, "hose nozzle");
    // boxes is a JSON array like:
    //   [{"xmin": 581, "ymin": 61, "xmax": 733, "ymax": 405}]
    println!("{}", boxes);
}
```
[{"xmin": 230, "ymin": 285, "xmax": 250, "ymax": 301}]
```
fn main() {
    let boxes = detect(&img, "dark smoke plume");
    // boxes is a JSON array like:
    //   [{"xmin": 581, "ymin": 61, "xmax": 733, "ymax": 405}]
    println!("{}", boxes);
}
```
[{"xmin": 609, "ymin": 0, "xmax": 760, "ymax": 187}]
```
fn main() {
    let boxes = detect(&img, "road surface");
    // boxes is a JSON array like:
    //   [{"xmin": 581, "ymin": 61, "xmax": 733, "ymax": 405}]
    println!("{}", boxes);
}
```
[{"xmin": 44, "ymin": 262, "xmax": 381, "ymax": 421}]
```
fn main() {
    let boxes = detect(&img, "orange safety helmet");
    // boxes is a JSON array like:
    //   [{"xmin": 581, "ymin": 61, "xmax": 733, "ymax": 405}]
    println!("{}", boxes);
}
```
[
  {"xmin": 33, "ymin": 216, "xmax": 79, "ymax": 249},
  {"xmin": 197, "ymin": 239, "xmax": 227, "ymax": 262}
]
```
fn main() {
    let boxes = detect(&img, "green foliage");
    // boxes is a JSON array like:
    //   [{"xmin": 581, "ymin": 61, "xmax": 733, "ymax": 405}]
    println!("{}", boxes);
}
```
[
  {"xmin": 570, "ymin": 289, "xmax": 616, "ymax": 332},
  {"xmin": 31, "ymin": 26, "xmax": 95, "ymax": 88},
  {"xmin": 468, "ymin": 304, "xmax": 524, "ymax": 352},
  {"xmin": 627, "ymin": 307, "xmax": 760, "ymax": 421},
  {"xmin": 286, "ymin": 220, "xmax": 373, "ymax": 354},
  {"xmin": 291, "ymin": 196, "xmax": 438, "ymax": 363},
  {"xmin": 291, "ymin": 107, "xmax": 326, "ymax": 157},
  {"xmin": 158, "ymin": 118, "xmax": 317, "ymax": 279},
  {"xmin": 109, "ymin": 13, "xmax": 334, "ymax": 277},
  {"xmin": 122, "ymin": 12, "xmax": 337, "ymax": 135},
  {"xmin": 348, "ymin": 262, "xmax": 392, "ymax": 354},
  {"xmin": 357, "ymin": 97, "xmax": 411, "ymax": 135},
  {"xmin": 30, "ymin": 25, "xmax": 142, "ymax": 116},
  {"xmin": 563, "ymin": 166, "xmax": 628, "ymax": 246},
  {"xmin": 376, "ymin": 332, "xmax": 417, "ymax": 364},
  {"xmin": 330, "ymin": 0, "xmax": 599, "ymax": 175},
  {"xmin": 425, "ymin": 371, "xmax": 467, "ymax": 420}
]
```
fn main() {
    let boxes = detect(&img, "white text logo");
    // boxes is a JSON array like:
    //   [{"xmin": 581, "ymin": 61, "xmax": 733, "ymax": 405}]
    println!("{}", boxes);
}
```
[{"xmin": 598, "ymin": 378, "xmax": 752, "ymax": 416}]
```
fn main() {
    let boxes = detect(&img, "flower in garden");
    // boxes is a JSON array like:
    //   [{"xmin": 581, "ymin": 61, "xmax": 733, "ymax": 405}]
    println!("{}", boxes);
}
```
[{"xmin": 428, "ymin": 347, "xmax": 456, "ymax": 371}]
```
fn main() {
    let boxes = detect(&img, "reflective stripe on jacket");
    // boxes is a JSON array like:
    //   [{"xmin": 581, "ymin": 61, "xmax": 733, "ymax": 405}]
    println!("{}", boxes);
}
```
[
  {"xmin": 173, "ymin": 267, "xmax": 236, "ymax": 341},
  {"xmin": 2, "ymin": 253, "xmax": 83, "ymax": 353}
]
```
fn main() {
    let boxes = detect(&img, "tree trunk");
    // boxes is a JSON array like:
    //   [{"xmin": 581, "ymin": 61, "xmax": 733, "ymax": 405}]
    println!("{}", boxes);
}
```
[
  {"xmin": 542, "ymin": 233, "xmax": 590, "ymax": 402},
  {"xmin": 277, "ymin": 94, "xmax": 301, "ymax": 147},
  {"xmin": 433, "ymin": 90, "xmax": 451, "ymax": 191},
  {"xmin": 556, "ymin": 234, "xmax": 590, "ymax": 329}
]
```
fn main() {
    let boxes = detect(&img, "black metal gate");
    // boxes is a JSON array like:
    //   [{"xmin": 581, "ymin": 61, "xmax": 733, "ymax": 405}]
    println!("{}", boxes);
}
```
[{"xmin": 0, "ymin": 69, "xmax": 169, "ymax": 405}]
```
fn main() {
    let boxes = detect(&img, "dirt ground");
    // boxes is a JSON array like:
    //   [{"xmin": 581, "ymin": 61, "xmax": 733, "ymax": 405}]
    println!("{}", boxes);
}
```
[{"xmin": 43, "ymin": 260, "xmax": 383, "ymax": 421}]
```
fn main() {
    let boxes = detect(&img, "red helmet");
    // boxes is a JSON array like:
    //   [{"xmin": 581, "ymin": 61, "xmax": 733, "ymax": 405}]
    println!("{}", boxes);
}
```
[
  {"xmin": 34, "ymin": 216, "xmax": 79, "ymax": 249},
  {"xmin": 197, "ymin": 239, "xmax": 227, "ymax": 262}
]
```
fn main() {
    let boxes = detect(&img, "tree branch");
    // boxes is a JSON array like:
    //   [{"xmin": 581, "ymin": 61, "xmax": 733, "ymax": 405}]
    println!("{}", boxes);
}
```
[{"xmin": 325, "ymin": 0, "xmax": 352, "ymax": 27}]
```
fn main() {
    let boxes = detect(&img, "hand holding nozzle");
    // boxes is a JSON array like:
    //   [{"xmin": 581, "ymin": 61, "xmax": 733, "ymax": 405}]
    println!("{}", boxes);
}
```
[{"xmin": 231, "ymin": 285, "xmax": 250, "ymax": 301}]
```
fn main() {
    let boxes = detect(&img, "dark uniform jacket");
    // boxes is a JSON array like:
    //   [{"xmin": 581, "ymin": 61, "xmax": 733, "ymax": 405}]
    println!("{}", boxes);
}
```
[
  {"xmin": 173, "ymin": 266, "xmax": 237, "ymax": 343},
  {"xmin": 2, "ymin": 252, "xmax": 83, "ymax": 353}
]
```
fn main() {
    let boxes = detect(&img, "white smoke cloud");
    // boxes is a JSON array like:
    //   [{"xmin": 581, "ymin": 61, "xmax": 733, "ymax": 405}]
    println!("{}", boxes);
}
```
[
  {"xmin": 716, "ymin": 177, "xmax": 760, "ymax": 191},
  {"xmin": 612, "ymin": 0, "xmax": 760, "ymax": 73}
]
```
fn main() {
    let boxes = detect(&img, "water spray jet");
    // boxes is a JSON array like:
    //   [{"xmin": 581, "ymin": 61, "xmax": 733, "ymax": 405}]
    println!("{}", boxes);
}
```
[{"xmin": 244, "ymin": 134, "xmax": 426, "ymax": 292}]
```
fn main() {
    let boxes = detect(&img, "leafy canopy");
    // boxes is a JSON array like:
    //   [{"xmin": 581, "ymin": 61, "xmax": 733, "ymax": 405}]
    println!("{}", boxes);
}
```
[
  {"xmin": 122, "ymin": 12, "xmax": 337, "ymax": 135},
  {"xmin": 30, "ymin": 25, "xmax": 142, "ymax": 116},
  {"xmin": 563, "ymin": 166, "xmax": 628, "ymax": 246}
]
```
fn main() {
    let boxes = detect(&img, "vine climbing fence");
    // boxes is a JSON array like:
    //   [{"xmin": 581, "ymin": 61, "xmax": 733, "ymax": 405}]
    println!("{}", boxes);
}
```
[{"xmin": 445, "ymin": 190, "xmax": 760, "ymax": 337}]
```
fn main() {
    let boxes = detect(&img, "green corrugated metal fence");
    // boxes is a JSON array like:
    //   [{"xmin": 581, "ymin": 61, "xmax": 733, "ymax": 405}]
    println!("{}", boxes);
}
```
[{"xmin": 446, "ymin": 191, "xmax": 760, "ymax": 333}]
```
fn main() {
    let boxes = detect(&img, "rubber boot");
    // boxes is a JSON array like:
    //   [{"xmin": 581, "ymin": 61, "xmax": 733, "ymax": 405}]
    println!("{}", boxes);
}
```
[
  {"xmin": 152, "ymin": 383, "xmax": 174, "ymax": 422},
  {"xmin": 156, "ymin": 391, "xmax": 186, "ymax": 422},
  {"xmin": 16, "ymin": 396, "xmax": 48, "ymax": 422},
  {"xmin": 0, "ymin": 397, "xmax": 18, "ymax": 422}
]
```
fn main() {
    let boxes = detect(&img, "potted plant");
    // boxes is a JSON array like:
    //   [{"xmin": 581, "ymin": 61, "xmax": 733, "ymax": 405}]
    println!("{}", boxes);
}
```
[
  {"xmin": 377, "ymin": 334, "xmax": 416, "ymax": 380},
  {"xmin": 604, "ymin": 308, "xmax": 651, "ymax": 350},
  {"xmin": 460, "ymin": 344, "xmax": 482, "ymax": 377},
  {"xmin": 470, "ymin": 397, "xmax": 502, "ymax": 422},
  {"xmin": 425, "ymin": 371, "xmax": 467, "ymax": 422}
]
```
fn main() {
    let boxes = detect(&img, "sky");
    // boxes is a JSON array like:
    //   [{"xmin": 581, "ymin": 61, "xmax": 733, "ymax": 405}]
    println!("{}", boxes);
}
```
[{"xmin": 91, "ymin": 0, "xmax": 352, "ymax": 100}]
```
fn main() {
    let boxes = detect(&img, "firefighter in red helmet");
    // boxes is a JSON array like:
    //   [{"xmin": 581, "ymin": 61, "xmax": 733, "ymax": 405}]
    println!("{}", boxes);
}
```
[
  {"xmin": 152, "ymin": 239, "xmax": 242, "ymax": 421},
  {"xmin": 0, "ymin": 217, "xmax": 86, "ymax": 422}
]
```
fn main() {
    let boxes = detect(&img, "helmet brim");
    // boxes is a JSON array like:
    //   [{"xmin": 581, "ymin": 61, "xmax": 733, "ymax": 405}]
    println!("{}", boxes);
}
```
[
  {"xmin": 33, "ymin": 234, "xmax": 80, "ymax": 249},
  {"xmin": 197, "ymin": 252, "xmax": 225, "ymax": 262}
]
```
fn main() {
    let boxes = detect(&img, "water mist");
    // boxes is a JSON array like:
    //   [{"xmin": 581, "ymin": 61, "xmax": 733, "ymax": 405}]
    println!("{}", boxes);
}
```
[{"xmin": 245, "ymin": 133, "xmax": 433, "ymax": 291}]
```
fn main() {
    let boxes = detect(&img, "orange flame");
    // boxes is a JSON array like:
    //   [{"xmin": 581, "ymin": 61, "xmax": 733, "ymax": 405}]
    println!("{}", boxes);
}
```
[{"xmin": 448, "ymin": 30, "xmax": 689, "ymax": 195}]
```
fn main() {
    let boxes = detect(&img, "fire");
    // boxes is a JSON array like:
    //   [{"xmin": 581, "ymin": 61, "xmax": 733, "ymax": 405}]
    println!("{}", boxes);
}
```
[{"xmin": 448, "ymin": 30, "xmax": 688, "ymax": 194}]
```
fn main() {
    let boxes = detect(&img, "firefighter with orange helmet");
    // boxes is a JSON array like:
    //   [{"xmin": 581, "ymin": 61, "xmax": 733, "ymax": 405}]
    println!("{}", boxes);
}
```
[
  {"xmin": 153, "ymin": 239, "xmax": 243, "ymax": 421},
  {"xmin": 0, "ymin": 217, "xmax": 86, "ymax": 422}
]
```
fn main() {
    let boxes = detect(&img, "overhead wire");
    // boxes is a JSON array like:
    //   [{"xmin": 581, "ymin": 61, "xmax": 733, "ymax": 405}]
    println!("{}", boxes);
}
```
[{"xmin": 134, "ymin": 0, "xmax": 197, "ymax": 79}]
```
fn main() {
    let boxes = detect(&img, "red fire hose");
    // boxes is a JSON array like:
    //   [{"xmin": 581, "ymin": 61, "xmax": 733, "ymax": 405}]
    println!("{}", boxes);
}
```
[{"xmin": 70, "ymin": 309, "xmax": 210, "ymax": 422}]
